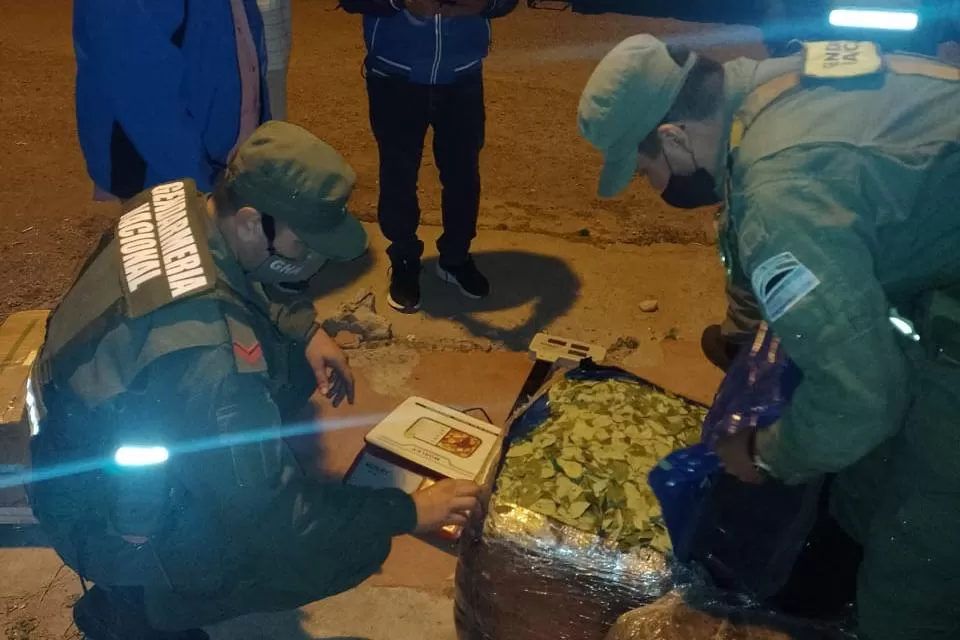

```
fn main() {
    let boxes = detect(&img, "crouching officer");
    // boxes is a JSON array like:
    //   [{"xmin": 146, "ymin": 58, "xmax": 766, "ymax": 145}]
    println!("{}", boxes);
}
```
[
  {"xmin": 26, "ymin": 121, "xmax": 482, "ymax": 640},
  {"xmin": 578, "ymin": 36, "xmax": 960, "ymax": 639}
]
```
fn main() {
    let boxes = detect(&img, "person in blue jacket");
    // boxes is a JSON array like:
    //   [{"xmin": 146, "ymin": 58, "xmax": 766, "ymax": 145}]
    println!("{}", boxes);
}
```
[
  {"xmin": 340, "ymin": 0, "xmax": 518, "ymax": 313},
  {"xmin": 73, "ymin": 0, "xmax": 271, "ymax": 200}
]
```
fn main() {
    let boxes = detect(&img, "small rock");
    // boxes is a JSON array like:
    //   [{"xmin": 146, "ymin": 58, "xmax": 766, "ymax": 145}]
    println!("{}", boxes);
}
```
[
  {"xmin": 577, "ymin": 228, "xmax": 590, "ymax": 237},
  {"xmin": 321, "ymin": 289, "xmax": 393, "ymax": 343},
  {"xmin": 495, "ymin": 223, "xmax": 509, "ymax": 231},
  {"xmin": 639, "ymin": 299, "xmax": 660, "ymax": 313},
  {"xmin": 334, "ymin": 331, "xmax": 362, "ymax": 350}
]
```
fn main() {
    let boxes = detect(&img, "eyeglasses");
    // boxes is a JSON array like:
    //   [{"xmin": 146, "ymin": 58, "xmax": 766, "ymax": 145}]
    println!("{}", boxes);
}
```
[{"xmin": 261, "ymin": 214, "xmax": 310, "ymax": 261}]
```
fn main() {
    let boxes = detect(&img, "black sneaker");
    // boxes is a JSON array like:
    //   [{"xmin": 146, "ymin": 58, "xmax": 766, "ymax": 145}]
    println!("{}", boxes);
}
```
[
  {"xmin": 387, "ymin": 259, "xmax": 421, "ymax": 313},
  {"xmin": 73, "ymin": 586, "xmax": 209, "ymax": 640},
  {"xmin": 437, "ymin": 258, "xmax": 489, "ymax": 299}
]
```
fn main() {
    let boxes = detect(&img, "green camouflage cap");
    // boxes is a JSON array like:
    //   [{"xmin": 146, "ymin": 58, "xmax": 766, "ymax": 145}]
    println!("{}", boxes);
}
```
[
  {"xmin": 225, "ymin": 121, "xmax": 368, "ymax": 261},
  {"xmin": 578, "ymin": 35, "xmax": 697, "ymax": 198}
]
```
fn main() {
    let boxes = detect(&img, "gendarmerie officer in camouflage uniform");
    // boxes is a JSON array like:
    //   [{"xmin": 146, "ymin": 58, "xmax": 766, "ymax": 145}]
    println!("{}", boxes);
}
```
[
  {"xmin": 26, "ymin": 121, "xmax": 481, "ymax": 640},
  {"xmin": 579, "ymin": 36, "xmax": 960, "ymax": 640}
]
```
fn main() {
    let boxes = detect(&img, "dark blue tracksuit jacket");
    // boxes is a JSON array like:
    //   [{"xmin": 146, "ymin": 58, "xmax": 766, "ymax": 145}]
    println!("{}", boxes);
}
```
[{"xmin": 339, "ymin": 0, "xmax": 518, "ymax": 84}]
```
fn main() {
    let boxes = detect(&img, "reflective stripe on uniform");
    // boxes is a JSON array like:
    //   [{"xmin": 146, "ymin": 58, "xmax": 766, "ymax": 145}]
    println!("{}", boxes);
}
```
[
  {"xmin": 730, "ymin": 51, "xmax": 960, "ymax": 151},
  {"xmin": 887, "ymin": 55, "xmax": 960, "ymax": 82}
]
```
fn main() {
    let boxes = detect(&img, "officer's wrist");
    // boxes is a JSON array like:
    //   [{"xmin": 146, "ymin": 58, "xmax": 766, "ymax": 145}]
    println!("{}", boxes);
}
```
[
  {"xmin": 749, "ymin": 430, "xmax": 774, "ymax": 475},
  {"xmin": 383, "ymin": 489, "xmax": 418, "ymax": 535},
  {"xmin": 303, "ymin": 322, "xmax": 321, "ymax": 345}
]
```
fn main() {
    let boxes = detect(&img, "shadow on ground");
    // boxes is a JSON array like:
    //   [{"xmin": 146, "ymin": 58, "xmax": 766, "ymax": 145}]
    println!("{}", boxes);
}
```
[
  {"xmin": 420, "ymin": 250, "xmax": 581, "ymax": 351},
  {"xmin": 308, "ymin": 251, "xmax": 376, "ymax": 300},
  {"xmin": 210, "ymin": 608, "xmax": 369, "ymax": 640}
]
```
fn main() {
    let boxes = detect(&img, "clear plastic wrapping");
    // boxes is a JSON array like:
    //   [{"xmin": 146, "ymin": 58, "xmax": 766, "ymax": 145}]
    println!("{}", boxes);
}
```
[
  {"xmin": 604, "ymin": 591, "xmax": 856, "ymax": 640},
  {"xmin": 454, "ymin": 355, "xmax": 852, "ymax": 640},
  {"xmin": 455, "ymin": 364, "xmax": 707, "ymax": 640},
  {"xmin": 454, "ymin": 497, "xmax": 692, "ymax": 640}
]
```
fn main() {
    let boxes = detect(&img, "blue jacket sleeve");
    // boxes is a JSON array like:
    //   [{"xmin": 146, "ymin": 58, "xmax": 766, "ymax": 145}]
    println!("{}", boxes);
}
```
[{"xmin": 75, "ymin": 0, "xmax": 214, "ymax": 189}]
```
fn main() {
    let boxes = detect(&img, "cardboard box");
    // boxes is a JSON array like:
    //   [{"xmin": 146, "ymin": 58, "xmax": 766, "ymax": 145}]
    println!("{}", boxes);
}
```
[
  {"xmin": 346, "ymin": 397, "xmax": 502, "ymax": 541},
  {"xmin": 0, "ymin": 310, "xmax": 48, "ymax": 428},
  {"xmin": 364, "ymin": 397, "xmax": 501, "ymax": 481},
  {"xmin": 0, "ymin": 310, "xmax": 49, "ymax": 525}
]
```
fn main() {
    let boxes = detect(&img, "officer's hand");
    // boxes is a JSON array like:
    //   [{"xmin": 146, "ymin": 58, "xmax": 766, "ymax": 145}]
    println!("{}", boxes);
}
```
[
  {"xmin": 412, "ymin": 479, "xmax": 482, "ymax": 533},
  {"xmin": 439, "ymin": 0, "xmax": 488, "ymax": 17},
  {"xmin": 305, "ymin": 329, "xmax": 356, "ymax": 408},
  {"xmin": 713, "ymin": 429, "xmax": 763, "ymax": 484},
  {"xmin": 406, "ymin": 0, "xmax": 441, "ymax": 18}
]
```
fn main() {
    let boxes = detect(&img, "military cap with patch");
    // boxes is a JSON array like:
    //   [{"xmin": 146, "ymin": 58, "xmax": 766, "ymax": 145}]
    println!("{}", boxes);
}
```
[
  {"xmin": 224, "ymin": 121, "xmax": 368, "ymax": 260},
  {"xmin": 578, "ymin": 35, "xmax": 698, "ymax": 198}
]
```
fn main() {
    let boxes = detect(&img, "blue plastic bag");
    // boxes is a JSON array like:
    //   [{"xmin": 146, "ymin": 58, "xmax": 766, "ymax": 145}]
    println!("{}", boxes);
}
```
[
  {"xmin": 648, "ymin": 323, "xmax": 819, "ymax": 599},
  {"xmin": 700, "ymin": 324, "xmax": 803, "ymax": 449}
]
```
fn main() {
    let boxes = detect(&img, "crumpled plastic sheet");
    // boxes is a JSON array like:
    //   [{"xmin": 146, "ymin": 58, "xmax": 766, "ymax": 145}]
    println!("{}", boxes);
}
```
[
  {"xmin": 455, "ymin": 352, "xmax": 850, "ymax": 640},
  {"xmin": 649, "ymin": 323, "xmax": 852, "ymax": 617},
  {"xmin": 455, "ymin": 495, "xmax": 700, "ymax": 640},
  {"xmin": 701, "ymin": 322, "xmax": 802, "ymax": 448},
  {"xmin": 649, "ymin": 321, "xmax": 816, "ymax": 595},
  {"xmin": 455, "ymin": 364, "xmax": 705, "ymax": 640},
  {"xmin": 603, "ymin": 590, "xmax": 856, "ymax": 640}
]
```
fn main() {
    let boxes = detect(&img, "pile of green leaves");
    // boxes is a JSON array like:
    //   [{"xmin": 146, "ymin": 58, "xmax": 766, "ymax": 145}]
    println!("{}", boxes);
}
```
[{"xmin": 495, "ymin": 378, "xmax": 706, "ymax": 552}]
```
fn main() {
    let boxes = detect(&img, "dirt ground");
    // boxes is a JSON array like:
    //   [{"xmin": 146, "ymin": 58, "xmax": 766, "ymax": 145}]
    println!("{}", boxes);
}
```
[{"xmin": 0, "ymin": 0, "xmax": 768, "ymax": 324}]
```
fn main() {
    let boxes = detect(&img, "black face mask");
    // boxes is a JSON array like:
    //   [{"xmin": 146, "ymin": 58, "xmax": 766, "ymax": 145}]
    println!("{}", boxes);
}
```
[
  {"xmin": 661, "ymin": 167, "xmax": 721, "ymax": 209},
  {"xmin": 249, "ymin": 214, "xmax": 328, "ymax": 285}
]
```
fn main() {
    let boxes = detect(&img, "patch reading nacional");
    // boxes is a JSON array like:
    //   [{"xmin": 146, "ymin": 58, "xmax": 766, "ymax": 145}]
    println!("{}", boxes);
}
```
[
  {"xmin": 802, "ymin": 41, "xmax": 883, "ymax": 80},
  {"xmin": 750, "ymin": 252, "xmax": 820, "ymax": 323},
  {"xmin": 116, "ymin": 180, "xmax": 216, "ymax": 317}
]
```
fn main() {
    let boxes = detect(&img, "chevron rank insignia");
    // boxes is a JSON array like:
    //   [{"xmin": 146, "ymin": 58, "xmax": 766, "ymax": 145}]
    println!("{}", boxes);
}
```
[{"xmin": 226, "ymin": 316, "xmax": 268, "ymax": 374}]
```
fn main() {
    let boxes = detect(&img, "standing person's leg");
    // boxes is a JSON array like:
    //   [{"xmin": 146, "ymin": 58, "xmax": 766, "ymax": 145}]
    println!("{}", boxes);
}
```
[
  {"xmin": 367, "ymin": 73, "xmax": 431, "ymax": 312},
  {"xmin": 259, "ymin": 0, "xmax": 293, "ymax": 120},
  {"xmin": 430, "ymin": 71, "xmax": 489, "ymax": 299},
  {"xmin": 266, "ymin": 68, "xmax": 289, "ymax": 121}
]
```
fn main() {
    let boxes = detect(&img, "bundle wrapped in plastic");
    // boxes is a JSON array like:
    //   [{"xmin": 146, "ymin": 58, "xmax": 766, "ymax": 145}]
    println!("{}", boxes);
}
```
[
  {"xmin": 455, "ymin": 364, "xmax": 709, "ymax": 640},
  {"xmin": 604, "ymin": 591, "xmax": 855, "ymax": 640}
]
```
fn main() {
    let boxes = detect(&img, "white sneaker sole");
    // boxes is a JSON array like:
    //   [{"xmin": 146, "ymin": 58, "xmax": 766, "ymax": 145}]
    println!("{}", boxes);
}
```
[
  {"xmin": 387, "ymin": 292, "xmax": 421, "ymax": 313},
  {"xmin": 436, "ymin": 264, "xmax": 484, "ymax": 300}
]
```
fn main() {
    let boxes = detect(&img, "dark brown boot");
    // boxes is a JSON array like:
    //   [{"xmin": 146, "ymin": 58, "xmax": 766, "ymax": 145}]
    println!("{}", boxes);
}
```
[
  {"xmin": 73, "ymin": 586, "xmax": 209, "ymax": 640},
  {"xmin": 700, "ymin": 324, "xmax": 742, "ymax": 372}
]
